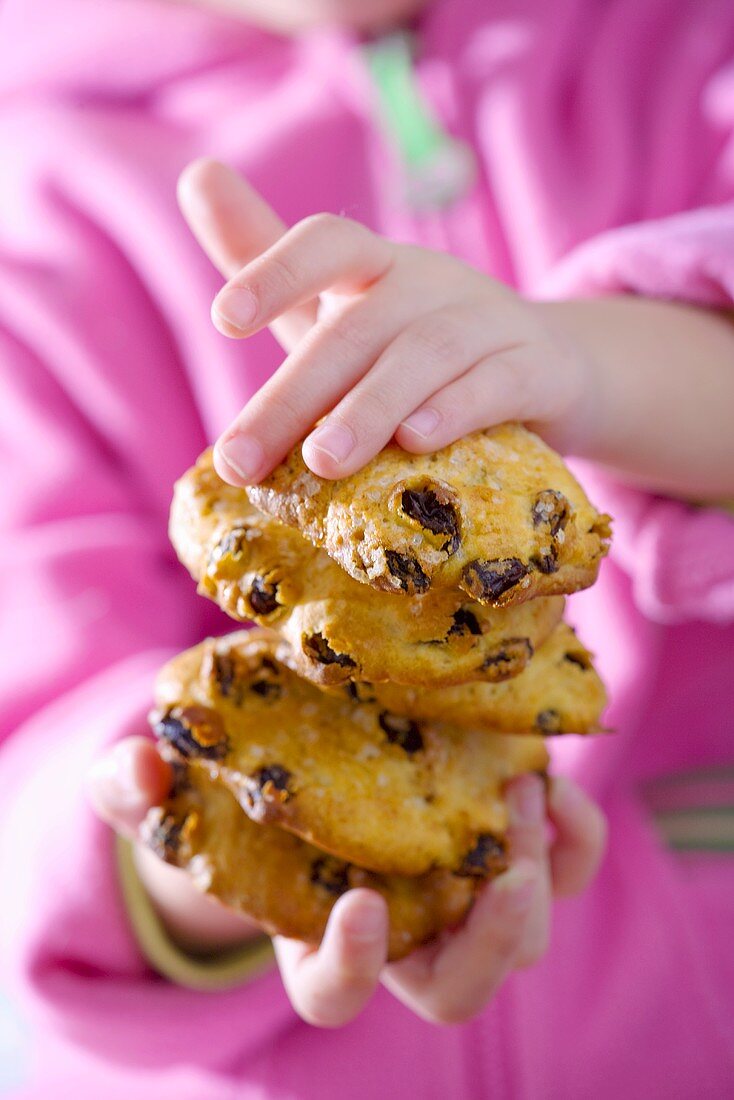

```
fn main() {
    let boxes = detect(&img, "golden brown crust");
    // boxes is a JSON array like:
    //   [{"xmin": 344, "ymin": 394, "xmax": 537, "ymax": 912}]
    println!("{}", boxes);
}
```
[
  {"xmin": 149, "ymin": 629, "xmax": 549, "ymax": 876},
  {"xmin": 247, "ymin": 424, "xmax": 611, "ymax": 607},
  {"xmin": 170, "ymin": 449, "xmax": 563, "ymax": 686},
  {"xmin": 320, "ymin": 623, "xmax": 607, "ymax": 735},
  {"xmin": 142, "ymin": 763, "xmax": 478, "ymax": 962}
]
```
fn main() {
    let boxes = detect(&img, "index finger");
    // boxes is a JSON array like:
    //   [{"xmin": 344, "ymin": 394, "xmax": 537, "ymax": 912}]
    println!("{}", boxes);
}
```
[{"xmin": 177, "ymin": 158, "xmax": 317, "ymax": 351}]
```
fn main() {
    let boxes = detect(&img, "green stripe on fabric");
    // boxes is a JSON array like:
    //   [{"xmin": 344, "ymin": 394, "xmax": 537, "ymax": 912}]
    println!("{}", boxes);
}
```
[
  {"xmin": 365, "ymin": 32, "xmax": 446, "ymax": 166},
  {"xmin": 653, "ymin": 806, "xmax": 734, "ymax": 854},
  {"xmin": 645, "ymin": 766, "xmax": 734, "ymax": 787},
  {"xmin": 363, "ymin": 32, "xmax": 475, "ymax": 209},
  {"xmin": 117, "ymin": 836, "xmax": 275, "ymax": 991}
]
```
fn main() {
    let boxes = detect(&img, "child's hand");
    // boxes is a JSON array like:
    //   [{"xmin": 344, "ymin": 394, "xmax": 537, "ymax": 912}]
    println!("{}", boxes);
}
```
[
  {"xmin": 87, "ymin": 738, "xmax": 605, "ymax": 1025},
  {"xmin": 180, "ymin": 160, "xmax": 734, "ymax": 499},
  {"xmin": 274, "ymin": 771, "xmax": 605, "ymax": 1027},
  {"xmin": 179, "ymin": 159, "xmax": 589, "ymax": 485}
]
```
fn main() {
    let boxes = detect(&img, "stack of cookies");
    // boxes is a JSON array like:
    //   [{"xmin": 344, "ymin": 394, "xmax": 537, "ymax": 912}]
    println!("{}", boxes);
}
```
[{"xmin": 144, "ymin": 424, "xmax": 611, "ymax": 960}]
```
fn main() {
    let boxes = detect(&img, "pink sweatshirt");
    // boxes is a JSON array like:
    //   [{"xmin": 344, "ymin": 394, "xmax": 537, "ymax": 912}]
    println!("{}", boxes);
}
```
[{"xmin": 1, "ymin": 0, "xmax": 733, "ymax": 1095}]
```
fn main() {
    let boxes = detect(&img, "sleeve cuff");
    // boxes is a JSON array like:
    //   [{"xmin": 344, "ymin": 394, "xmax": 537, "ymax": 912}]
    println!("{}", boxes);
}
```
[
  {"xmin": 572, "ymin": 466, "xmax": 734, "ymax": 625},
  {"xmin": 538, "ymin": 206, "xmax": 734, "ymax": 624},
  {"xmin": 539, "ymin": 202, "xmax": 734, "ymax": 308},
  {"xmin": 117, "ymin": 837, "xmax": 275, "ymax": 992}
]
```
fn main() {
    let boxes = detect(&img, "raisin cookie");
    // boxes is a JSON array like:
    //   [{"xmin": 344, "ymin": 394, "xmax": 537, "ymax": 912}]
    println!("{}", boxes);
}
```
[
  {"xmin": 331, "ymin": 623, "xmax": 607, "ymax": 735},
  {"xmin": 149, "ymin": 629, "xmax": 549, "ymax": 876},
  {"xmin": 170, "ymin": 449, "xmax": 563, "ymax": 686},
  {"xmin": 247, "ymin": 423, "xmax": 612, "ymax": 606},
  {"xmin": 143, "ymin": 761, "xmax": 478, "ymax": 961}
]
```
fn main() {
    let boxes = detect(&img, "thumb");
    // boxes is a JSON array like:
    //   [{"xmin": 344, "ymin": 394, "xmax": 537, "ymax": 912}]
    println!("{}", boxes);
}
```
[
  {"xmin": 274, "ymin": 889, "xmax": 388, "ymax": 1027},
  {"xmin": 86, "ymin": 737, "xmax": 172, "ymax": 837},
  {"xmin": 177, "ymin": 158, "xmax": 317, "ymax": 351}
]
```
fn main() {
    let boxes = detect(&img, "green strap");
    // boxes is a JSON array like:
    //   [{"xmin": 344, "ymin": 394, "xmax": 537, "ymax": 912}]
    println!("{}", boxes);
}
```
[
  {"xmin": 363, "ymin": 32, "xmax": 475, "ymax": 210},
  {"xmin": 117, "ymin": 837, "xmax": 275, "ymax": 991}
]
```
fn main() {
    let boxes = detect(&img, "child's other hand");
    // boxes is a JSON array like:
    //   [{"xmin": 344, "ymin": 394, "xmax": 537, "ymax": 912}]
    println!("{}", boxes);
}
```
[
  {"xmin": 178, "ymin": 160, "xmax": 590, "ymax": 486},
  {"xmin": 274, "ymin": 773, "xmax": 606, "ymax": 1027},
  {"xmin": 88, "ymin": 741, "xmax": 605, "ymax": 1025}
]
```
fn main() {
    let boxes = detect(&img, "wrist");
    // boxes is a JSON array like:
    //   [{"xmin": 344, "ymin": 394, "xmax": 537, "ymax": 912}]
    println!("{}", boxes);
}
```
[
  {"xmin": 533, "ymin": 295, "xmax": 734, "ymax": 498},
  {"xmin": 528, "ymin": 298, "xmax": 605, "ymax": 457}
]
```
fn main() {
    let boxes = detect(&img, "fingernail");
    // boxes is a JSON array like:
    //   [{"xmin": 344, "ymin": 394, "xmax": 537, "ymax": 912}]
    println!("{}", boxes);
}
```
[
  {"xmin": 509, "ymin": 775, "xmax": 545, "ymax": 826},
  {"xmin": 216, "ymin": 435, "xmax": 264, "ymax": 483},
  {"xmin": 399, "ymin": 408, "xmax": 441, "ymax": 439},
  {"xmin": 304, "ymin": 423, "xmax": 355, "ymax": 465},
  {"xmin": 212, "ymin": 287, "xmax": 258, "ymax": 331},
  {"xmin": 88, "ymin": 744, "xmax": 142, "ymax": 811}
]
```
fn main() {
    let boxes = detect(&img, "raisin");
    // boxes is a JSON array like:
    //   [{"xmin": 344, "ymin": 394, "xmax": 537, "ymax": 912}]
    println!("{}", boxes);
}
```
[
  {"xmin": 481, "ymin": 637, "xmax": 533, "ymax": 678},
  {"xmin": 536, "ymin": 708, "xmax": 562, "ymax": 734},
  {"xmin": 153, "ymin": 707, "xmax": 229, "ymax": 761},
  {"xmin": 462, "ymin": 558, "xmax": 528, "ymax": 601},
  {"xmin": 401, "ymin": 487, "xmax": 460, "ymax": 554},
  {"xmin": 250, "ymin": 678, "xmax": 282, "ymax": 699},
  {"xmin": 211, "ymin": 652, "xmax": 241, "ymax": 703},
  {"xmin": 379, "ymin": 712, "xmax": 424, "ymax": 754},
  {"xmin": 532, "ymin": 490, "xmax": 570, "ymax": 537},
  {"xmin": 303, "ymin": 632, "xmax": 356, "ymax": 669},
  {"xmin": 146, "ymin": 812, "xmax": 184, "ymax": 862},
  {"xmin": 447, "ymin": 607, "xmax": 482, "ymax": 637},
  {"xmin": 214, "ymin": 527, "xmax": 248, "ymax": 560},
  {"xmin": 347, "ymin": 681, "xmax": 377, "ymax": 704},
  {"xmin": 385, "ymin": 550, "xmax": 430, "ymax": 594},
  {"xmin": 209, "ymin": 647, "xmax": 269, "ymax": 705},
  {"xmin": 564, "ymin": 650, "xmax": 591, "ymax": 670},
  {"xmin": 531, "ymin": 545, "xmax": 558, "ymax": 574},
  {"xmin": 168, "ymin": 759, "xmax": 191, "ymax": 796},
  {"xmin": 310, "ymin": 856, "xmax": 350, "ymax": 896},
  {"xmin": 456, "ymin": 833, "xmax": 507, "ymax": 878},
  {"xmin": 249, "ymin": 576, "xmax": 279, "ymax": 616},
  {"xmin": 212, "ymin": 652, "xmax": 235, "ymax": 696},
  {"xmin": 443, "ymin": 530, "xmax": 461, "ymax": 556},
  {"xmin": 244, "ymin": 765, "xmax": 292, "ymax": 823}
]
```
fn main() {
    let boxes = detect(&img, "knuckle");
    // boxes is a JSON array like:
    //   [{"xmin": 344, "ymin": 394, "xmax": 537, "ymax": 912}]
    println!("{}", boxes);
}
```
[
  {"xmin": 411, "ymin": 312, "xmax": 467, "ymax": 364},
  {"xmin": 255, "ymin": 384, "xmax": 304, "ymax": 432},
  {"xmin": 297, "ymin": 211, "xmax": 349, "ymax": 245},
  {"xmin": 259, "ymin": 251, "xmax": 304, "ymax": 298},
  {"xmin": 329, "ymin": 311, "xmax": 375, "ymax": 356},
  {"xmin": 490, "ymin": 353, "xmax": 535, "ymax": 412},
  {"xmin": 343, "ymin": 386, "xmax": 394, "ymax": 428}
]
